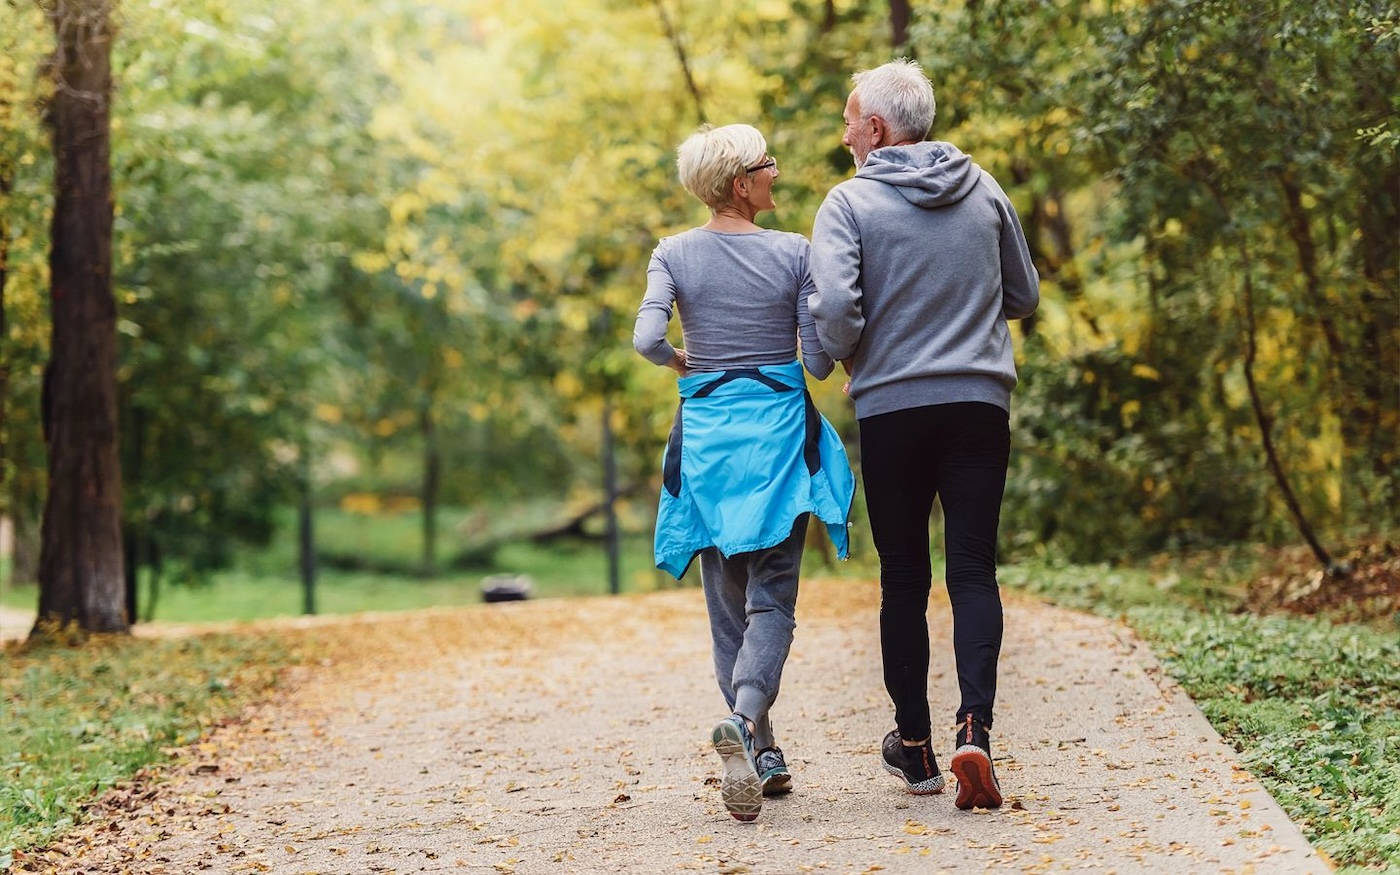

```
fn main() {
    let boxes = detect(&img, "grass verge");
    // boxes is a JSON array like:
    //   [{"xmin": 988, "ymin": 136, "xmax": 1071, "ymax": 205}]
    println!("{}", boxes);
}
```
[
  {"xmin": 1002, "ymin": 562, "xmax": 1400, "ymax": 873},
  {"xmin": 0, "ymin": 631, "xmax": 310, "ymax": 868}
]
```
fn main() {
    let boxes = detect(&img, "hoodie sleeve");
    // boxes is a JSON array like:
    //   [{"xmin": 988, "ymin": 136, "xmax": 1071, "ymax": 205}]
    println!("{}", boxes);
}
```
[
  {"xmin": 994, "ymin": 192, "xmax": 1040, "ymax": 321},
  {"xmin": 808, "ymin": 188, "xmax": 866, "ymax": 361}
]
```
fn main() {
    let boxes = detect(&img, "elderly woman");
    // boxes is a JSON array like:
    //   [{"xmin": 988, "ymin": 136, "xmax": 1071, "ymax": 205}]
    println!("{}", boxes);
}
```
[{"xmin": 633, "ymin": 123, "xmax": 854, "ymax": 823}]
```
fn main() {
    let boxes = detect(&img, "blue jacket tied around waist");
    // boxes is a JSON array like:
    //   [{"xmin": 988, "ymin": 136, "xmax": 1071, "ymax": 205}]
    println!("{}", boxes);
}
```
[{"xmin": 653, "ymin": 361, "xmax": 855, "ymax": 578}]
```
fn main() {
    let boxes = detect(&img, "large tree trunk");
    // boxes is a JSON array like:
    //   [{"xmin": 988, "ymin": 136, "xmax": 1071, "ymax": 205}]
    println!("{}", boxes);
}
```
[
  {"xmin": 34, "ymin": 0, "xmax": 127, "ymax": 636},
  {"xmin": 1, "ymin": 164, "xmax": 10, "ymax": 520}
]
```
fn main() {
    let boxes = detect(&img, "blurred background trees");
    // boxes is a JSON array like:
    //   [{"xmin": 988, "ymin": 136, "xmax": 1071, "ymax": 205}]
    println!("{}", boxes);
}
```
[{"xmin": 1, "ymin": 0, "xmax": 1395, "ymax": 626}]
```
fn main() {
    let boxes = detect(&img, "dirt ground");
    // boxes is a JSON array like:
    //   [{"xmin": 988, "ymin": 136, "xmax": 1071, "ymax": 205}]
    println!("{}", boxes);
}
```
[
  {"xmin": 1242, "ymin": 538, "xmax": 1400, "ymax": 623},
  {"xmin": 9, "ymin": 578, "xmax": 1332, "ymax": 875}
]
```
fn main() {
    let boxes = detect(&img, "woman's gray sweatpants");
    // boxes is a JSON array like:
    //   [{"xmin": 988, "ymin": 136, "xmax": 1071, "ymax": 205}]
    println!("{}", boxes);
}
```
[{"xmin": 699, "ymin": 514, "xmax": 809, "ymax": 751}]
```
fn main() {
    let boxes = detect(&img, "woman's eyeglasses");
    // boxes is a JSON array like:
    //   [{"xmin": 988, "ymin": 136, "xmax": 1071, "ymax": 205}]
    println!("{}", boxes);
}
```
[{"xmin": 745, "ymin": 158, "xmax": 777, "ymax": 174}]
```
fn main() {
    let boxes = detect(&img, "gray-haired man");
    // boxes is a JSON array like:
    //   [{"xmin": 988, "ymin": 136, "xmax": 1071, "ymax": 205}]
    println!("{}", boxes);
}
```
[{"xmin": 809, "ymin": 58, "xmax": 1040, "ymax": 811}]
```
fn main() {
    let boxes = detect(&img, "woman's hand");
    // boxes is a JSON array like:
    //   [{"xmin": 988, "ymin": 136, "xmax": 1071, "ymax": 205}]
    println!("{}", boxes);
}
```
[{"xmin": 668, "ymin": 348, "xmax": 689, "ymax": 376}]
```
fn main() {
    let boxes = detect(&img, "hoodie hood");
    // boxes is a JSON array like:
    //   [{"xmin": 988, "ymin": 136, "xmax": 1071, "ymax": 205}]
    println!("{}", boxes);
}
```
[{"xmin": 855, "ymin": 141, "xmax": 982, "ymax": 208}]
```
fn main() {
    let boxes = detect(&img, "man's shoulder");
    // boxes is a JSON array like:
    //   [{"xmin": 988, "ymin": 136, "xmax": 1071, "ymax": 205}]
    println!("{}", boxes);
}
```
[{"xmin": 823, "ymin": 174, "xmax": 896, "ymax": 204}]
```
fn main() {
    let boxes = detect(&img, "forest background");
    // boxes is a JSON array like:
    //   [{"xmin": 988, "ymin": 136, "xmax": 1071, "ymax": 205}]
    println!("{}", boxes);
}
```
[
  {"xmin": 2, "ymin": 1, "xmax": 1399, "ymax": 870},
  {"xmin": 1, "ymin": 0, "xmax": 1397, "ymax": 615}
]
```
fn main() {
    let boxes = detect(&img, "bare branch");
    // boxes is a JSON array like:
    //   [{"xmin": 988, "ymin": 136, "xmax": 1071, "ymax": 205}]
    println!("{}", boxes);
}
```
[{"xmin": 649, "ymin": 0, "xmax": 706, "ymax": 125}]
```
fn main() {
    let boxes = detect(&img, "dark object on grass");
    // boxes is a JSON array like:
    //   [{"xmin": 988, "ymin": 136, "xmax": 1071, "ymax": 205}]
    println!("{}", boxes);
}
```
[{"xmin": 481, "ymin": 574, "xmax": 534, "ymax": 603}]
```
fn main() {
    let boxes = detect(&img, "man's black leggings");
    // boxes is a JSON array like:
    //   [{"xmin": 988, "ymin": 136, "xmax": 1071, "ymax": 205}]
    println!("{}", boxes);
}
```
[{"xmin": 858, "ymin": 401, "xmax": 1009, "ymax": 742}]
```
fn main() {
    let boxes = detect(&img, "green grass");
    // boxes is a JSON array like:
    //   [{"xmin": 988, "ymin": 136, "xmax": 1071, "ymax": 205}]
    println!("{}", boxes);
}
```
[
  {"xmin": 1, "ymin": 632, "xmax": 303, "ymax": 867},
  {"xmin": 1, "ymin": 508, "xmax": 688, "ymax": 623},
  {"xmin": 1002, "ymin": 562, "xmax": 1400, "ymax": 873}
]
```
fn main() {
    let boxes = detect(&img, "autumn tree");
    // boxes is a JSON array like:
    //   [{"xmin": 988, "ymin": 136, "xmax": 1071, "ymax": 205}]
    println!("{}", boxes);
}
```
[{"xmin": 34, "ymin": 0, "xmax": 126, "ymax": 635}]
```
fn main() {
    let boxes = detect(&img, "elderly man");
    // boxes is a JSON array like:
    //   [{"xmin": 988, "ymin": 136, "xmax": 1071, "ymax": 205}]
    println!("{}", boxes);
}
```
[{"xmin": 809, "ymin": 58, "xmax": 1039, "ymax": 811}]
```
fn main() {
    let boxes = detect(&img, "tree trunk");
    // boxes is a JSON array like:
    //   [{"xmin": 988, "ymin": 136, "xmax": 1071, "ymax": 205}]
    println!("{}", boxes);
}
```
[
  {"xmin": 120, "ymin": 401, "xmax": 146, "ymax": 623},
  {"xmin": 35, "ymin": 0, "xmax": 127, "ymax": 636},
  {"xmin": 299, "ymin": 441, "xmax": 316, "ymax": 615},
  {"xmin": 602, "ymin": 392, "xmax": 620, "ymax": 595},
  {"xmin": 1237, "ymin": 240, "xmax": 1335, "ymax": 571},
  {"xmin": 421, "ymin": 402, "xmax": 439, "ymax": 576},
  {"xmin": 889, "ymin": 0, "xmax": 911, "ymax": 49},
  {"xmin": 1, "ymin": 161, "xmax": 10, "ymax": 512}
]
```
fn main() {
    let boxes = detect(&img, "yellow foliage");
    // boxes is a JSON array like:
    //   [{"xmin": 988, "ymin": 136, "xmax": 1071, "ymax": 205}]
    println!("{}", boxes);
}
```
[
  {"xmin": 554, "ymin": 371, "xmax": 583, "ymax": 399},
  {"xmin": 353, "ymin": 251, "xmax": 390, "ymax": 274},
  {"xmin": 340, "ymin": 492, "xmax": 383, "ymax": 515},
  {"xmin": 560, "ymin": 305, "xmax": 591, "ymax": 334}
]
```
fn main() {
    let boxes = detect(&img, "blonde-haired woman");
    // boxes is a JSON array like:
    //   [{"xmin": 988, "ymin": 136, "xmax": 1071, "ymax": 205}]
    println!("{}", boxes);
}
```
[{"xmin": 634, "ymin": 124, "xmax": 854, "ymax": 822}]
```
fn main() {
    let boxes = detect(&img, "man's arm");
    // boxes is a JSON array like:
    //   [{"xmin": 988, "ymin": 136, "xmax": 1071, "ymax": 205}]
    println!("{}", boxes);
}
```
[
  {"xmin": 996, "ymin": 196, "xmax": 1040, "ymax": 321},
  {"xmin": 808, "ymin": 191, "xmax": 866, "ymax": 361}
]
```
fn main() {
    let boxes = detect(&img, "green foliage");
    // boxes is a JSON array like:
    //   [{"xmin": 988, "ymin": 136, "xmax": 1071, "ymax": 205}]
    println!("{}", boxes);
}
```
[
  {"xmin": 1133, "ymin": 608, "xmax": 1400, "ymax": 872},
  {"xmin": 1076, "ymin": 0, "xmax": 1400, "ymax": 544},
  {"xmin": 112, "ymin": 0, "xmax": 397, "ymax": 580},
  {"xmin": 0, "ymin": 1, "xmax": 54, "ymax": 573},
  {"xmin": 0, "ymin": 633, "xmax": 298, "ymax": 860},
  {"xmin": 5, "ymin": 0, "xmax": 1397, "ymax": 593},
  {"xmin": 896, "ymin": 0, "xmax": 1400, "ymax": 562}
]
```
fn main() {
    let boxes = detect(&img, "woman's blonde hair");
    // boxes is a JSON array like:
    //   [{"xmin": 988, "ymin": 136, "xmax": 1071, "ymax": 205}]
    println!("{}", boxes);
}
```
[{"xmin": 676, "ymin": 124, "xmax": 768, "ymax": 211}]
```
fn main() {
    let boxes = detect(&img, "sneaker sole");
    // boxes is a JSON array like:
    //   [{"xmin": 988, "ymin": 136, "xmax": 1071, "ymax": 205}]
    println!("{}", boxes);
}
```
[
  {"xmin": 881, "ymin": 759, "xmax": 946, "ymax": 795},
  {"xmin": 950, "ymin": 745, "xmax": 1002, "ymax": 809},
  {"xmin": 712, "ymin": 721, "xmax": 762, "ymax": 822},
  {"xmin": 760, "ymin": 770, "xmax": 792, "ymax": 796}
]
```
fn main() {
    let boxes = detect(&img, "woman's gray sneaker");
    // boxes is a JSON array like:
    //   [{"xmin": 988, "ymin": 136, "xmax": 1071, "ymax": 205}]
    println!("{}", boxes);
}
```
[
  {"xmin": 756, "ymin": 747, "xmax": 792, "ymax": 796},
  {"xmin": 712, "ymin": 715, "xmax": 762, "ymax": 821}
]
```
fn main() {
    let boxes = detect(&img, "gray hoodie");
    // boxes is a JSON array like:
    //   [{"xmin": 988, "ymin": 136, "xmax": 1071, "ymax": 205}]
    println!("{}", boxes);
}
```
[{"xmin": 809, "ymin": 141, "xmax": 1039, "ymax": 419}]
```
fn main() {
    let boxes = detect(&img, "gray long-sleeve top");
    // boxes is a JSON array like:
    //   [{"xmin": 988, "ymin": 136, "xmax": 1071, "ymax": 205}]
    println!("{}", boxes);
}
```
[
  {"xmin": 634, "ymin": 228, "xmax": 835, "ymax": 379},
  {"xmin": 809, "ymin": 141, "xmax": 1039, "ymax": 418}
]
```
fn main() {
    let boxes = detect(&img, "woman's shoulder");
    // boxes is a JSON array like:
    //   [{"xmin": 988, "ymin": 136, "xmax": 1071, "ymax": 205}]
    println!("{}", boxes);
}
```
[{"xmin": 761, "ymin": 229, "xmax": 812, "ymax": 252}]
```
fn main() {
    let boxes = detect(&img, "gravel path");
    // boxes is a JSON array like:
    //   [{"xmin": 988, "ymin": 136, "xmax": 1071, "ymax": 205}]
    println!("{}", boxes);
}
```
[{"xmin": 15, "ymin": 579, "xmax": 1329, "ymax": 874}]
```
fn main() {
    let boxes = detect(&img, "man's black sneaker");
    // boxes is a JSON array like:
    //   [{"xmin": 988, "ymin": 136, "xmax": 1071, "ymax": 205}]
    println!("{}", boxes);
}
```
[
  {"xmin": 880, "ymin": 730, "xmax": 945, "ymax": 795},
  {"xmin": 949, "ymin": 714, "xmax": 1002, "ymax": 809},
  {"xmin": 756, "ymin": 747, "xmax": 792, "ymax": 796}
]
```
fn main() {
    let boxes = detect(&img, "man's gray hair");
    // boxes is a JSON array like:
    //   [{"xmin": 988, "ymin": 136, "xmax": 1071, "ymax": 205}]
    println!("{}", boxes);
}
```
[
  {"xmin": 852, "ymin": 58, "xmax": 936, "ymax": 142},
  {"xmin": 676, "ymin": 124, "xmax": 768, "ymax": 212}
]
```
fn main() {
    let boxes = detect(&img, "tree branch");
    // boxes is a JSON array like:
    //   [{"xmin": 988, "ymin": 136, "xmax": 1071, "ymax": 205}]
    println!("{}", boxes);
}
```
[{"xmin": 650, "ymin": 0, "xmax": 706, "ymax": 125}]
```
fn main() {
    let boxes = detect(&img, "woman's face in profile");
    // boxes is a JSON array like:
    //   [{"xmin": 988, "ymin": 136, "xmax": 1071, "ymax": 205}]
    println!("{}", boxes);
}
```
[{"xmin": 740, "ymin": 156, "xmax": 778, "ymax": 213}]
